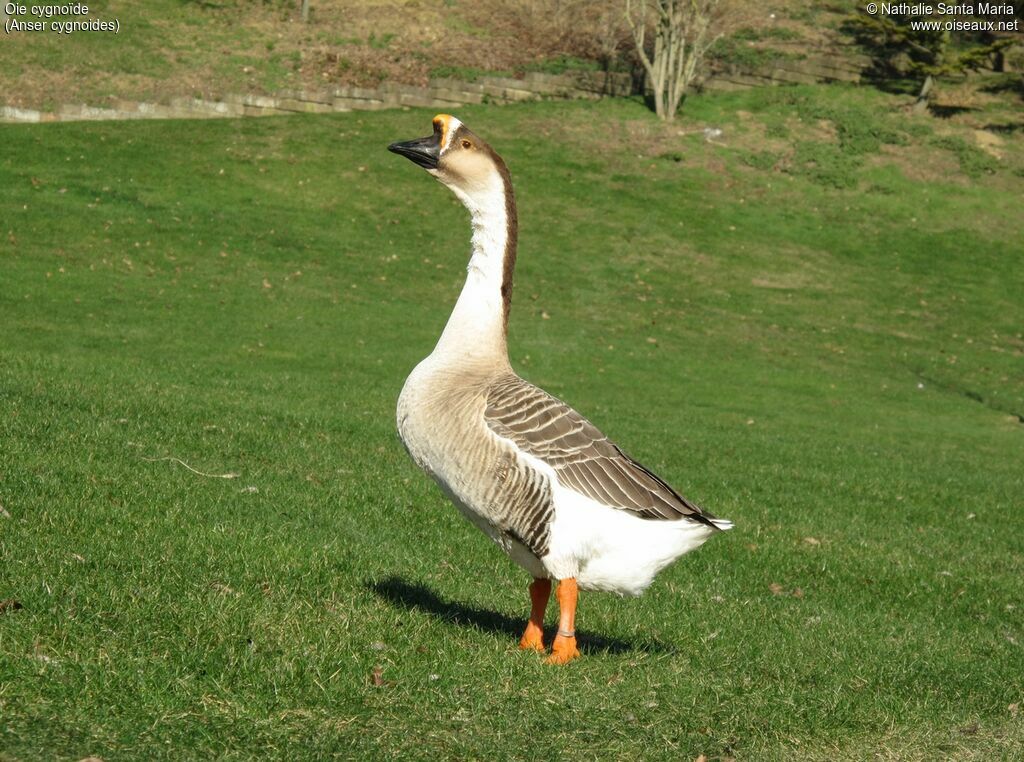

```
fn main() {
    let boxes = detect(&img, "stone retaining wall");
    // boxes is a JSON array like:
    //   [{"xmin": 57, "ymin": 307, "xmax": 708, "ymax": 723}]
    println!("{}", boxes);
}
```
[
  {"xmin": 704, "ymin": 51, "xmax": 870, "ymax": 92},
  {"xmin": 0, "ymin": 53, "xmax": 868, "ymax": 124}
]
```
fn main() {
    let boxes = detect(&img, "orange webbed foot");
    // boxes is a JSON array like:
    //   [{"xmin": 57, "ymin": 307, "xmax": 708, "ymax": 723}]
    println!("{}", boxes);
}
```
[
  {"xmin": 518, "ymin": 622, "xmax": 545, "ymax": 652},
  {"xmin": 546, "ymin": 633, "xmax": 580, "ymax": 665}
]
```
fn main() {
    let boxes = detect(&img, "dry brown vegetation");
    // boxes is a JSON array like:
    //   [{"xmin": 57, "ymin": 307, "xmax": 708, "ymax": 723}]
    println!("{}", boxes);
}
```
[
  {"xmin": 1, "ymin": 0, "xmax": 845, "ymax": 109},
  {"xmin": 277, "ymin": 0, "xmax": 638, "ymax": 87}
]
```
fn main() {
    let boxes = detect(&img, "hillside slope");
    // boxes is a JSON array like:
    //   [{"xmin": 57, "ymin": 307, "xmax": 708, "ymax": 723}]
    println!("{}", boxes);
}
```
[{"xmin": 1, "ymin": 89, "xmax": 1022, "ymax": 759}]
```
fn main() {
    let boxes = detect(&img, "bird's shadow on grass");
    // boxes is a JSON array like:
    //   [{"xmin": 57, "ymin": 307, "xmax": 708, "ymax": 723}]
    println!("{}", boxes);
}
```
[{"xmin": 368, "ymin": 576, "xmax": 678, "ymax": 656}]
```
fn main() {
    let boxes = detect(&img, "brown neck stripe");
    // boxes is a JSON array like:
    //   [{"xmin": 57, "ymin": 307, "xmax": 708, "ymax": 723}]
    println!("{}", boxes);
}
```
[{"xmin": 496, "ymin": 159, "xmax": 517, "ymax": 334}]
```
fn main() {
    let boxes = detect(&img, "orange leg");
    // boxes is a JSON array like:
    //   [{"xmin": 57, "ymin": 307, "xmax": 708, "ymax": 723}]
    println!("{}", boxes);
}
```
[
  {"xmin": 519, "ymin": 577, "xmax": 551, "ymax": 652},
  {"xmin": 547, "ymin": 578, "xmax": 580, "ymax": 665}
]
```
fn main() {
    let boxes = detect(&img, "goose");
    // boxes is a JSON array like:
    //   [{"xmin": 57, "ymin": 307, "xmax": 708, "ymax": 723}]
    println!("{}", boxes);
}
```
[{"xmin": 388, "ymin": 115, "xmax": 732, "ymax": 664}]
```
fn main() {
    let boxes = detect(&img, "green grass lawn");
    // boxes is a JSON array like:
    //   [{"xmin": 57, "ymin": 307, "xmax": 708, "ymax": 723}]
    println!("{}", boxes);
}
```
[{"xmin": 1, "ymin": 88, "xmax": 1022, "ymax": 760}]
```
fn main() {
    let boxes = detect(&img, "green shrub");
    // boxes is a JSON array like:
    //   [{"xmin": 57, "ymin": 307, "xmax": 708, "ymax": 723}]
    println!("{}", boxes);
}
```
[
  {"xmin": 428, "ymin": 65, "xmax": 510, "ymax": 82},
  {"xmin": 756, "ymin": 91, "xmax": 914, "ymax": 188},
  {"xmin": 741, "ymin": 150, "xmax": 779, "ymax": 171},
  {"xmin": 733, "ymin": 25, "xmax": 803, "ymax": 42},
  {"xmin": 790, "ymin": 141, "xmax": 863, "ymax": 188},
  {"xmin": 709, "ymin": 38, "xmax": 783, "ymax": 70},
  {"xmin": 523, "ymin": 56, "xmax": 600, "ymax": 76},
  {"xmin": 903, "ymin": 121, "xmax": 934, "ymax": 138},
  {"xmin": 788, "ymin": 96, "xmax": 906, "ymax": 155},
  {"xmin": 367, "ymin": 32, "xmax": 395, "ymax": 50},
  {"xmin": 929, "ymin": 135, "xmax": 999, "ymax": 178}
]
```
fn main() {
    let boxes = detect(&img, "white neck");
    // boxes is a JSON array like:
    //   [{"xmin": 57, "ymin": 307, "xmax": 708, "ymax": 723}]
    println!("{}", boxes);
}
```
[{"xmin": 431, "ymin": 174, "xmax": 512, "ymax": 366}]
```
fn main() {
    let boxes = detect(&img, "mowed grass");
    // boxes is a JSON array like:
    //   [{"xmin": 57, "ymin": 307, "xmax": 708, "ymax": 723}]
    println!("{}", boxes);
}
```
[{"xmin": 1, "ymin": 89, "xmax": 1022, "ymax": 759}]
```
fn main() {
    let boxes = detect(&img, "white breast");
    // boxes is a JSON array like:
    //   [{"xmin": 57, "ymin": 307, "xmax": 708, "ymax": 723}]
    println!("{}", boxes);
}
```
[{"xmin": 396, "ymin": 358, "xmax": 435, "ymax": 473}]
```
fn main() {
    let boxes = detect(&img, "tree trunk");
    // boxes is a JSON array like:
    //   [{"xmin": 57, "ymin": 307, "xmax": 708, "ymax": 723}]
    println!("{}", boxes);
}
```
[
  {"xmin": 300, "ymin": 0, "xmax": 311, "ymax": 23},
  {"xmin": 993, "ymin": 47, "xmax": 1006, "ymax": 73},
  {"xmin": 912, "ymin": 73, "xmax": 933, "ymax": 114}
]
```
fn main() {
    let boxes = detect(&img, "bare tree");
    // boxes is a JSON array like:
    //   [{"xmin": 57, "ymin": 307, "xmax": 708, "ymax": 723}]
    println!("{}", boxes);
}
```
[{"xmin": 624, "ymin": 0, "xmax": 723, "ymax": 121}]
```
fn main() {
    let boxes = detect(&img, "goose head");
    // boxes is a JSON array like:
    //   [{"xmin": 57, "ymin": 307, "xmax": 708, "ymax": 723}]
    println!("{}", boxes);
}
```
[{"xmin": 388, "ymin": 114, "xmax": 509, "ymax": 207}]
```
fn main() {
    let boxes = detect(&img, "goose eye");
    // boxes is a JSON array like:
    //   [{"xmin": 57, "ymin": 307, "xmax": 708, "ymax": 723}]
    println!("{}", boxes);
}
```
[{"xmin": 461, "ymin": 139, "xmax": 472, "ymax": 149}]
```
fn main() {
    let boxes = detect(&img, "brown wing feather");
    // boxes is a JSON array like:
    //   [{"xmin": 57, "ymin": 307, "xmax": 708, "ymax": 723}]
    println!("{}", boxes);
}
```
[{"xmin": 484, "ymin": 373, "xmax": 718, "ymax": 526}]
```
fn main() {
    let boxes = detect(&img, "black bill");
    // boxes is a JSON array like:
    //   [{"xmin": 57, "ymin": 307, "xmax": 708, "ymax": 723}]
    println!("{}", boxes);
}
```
[{"xmin": 387, "ymin": 127, "xmax": 442, "ymax": 170}]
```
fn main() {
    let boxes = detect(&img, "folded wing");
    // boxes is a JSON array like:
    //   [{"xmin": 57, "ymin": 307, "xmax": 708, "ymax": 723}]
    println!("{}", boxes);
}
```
[{"xmin": 484, "ymin": 373, "xmax": 720, "ymax": 528}]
